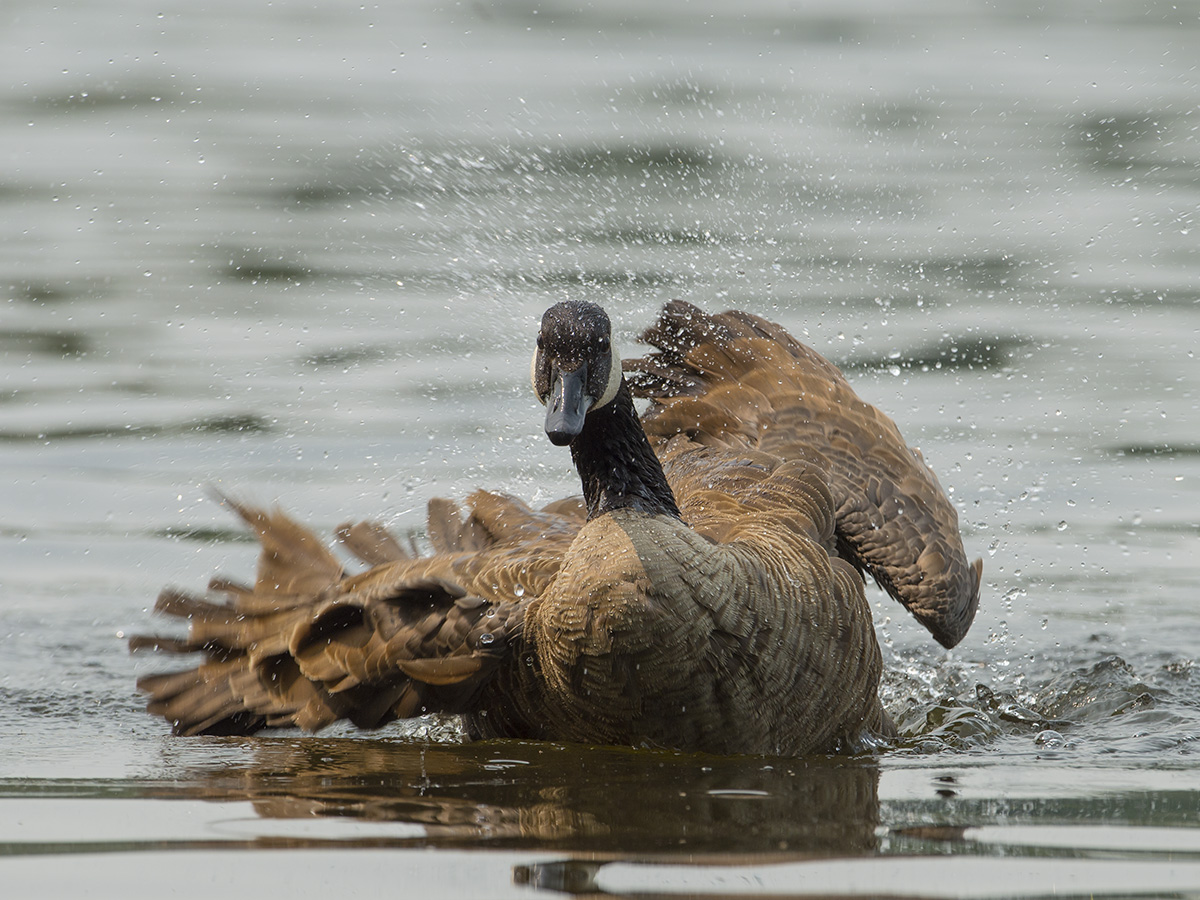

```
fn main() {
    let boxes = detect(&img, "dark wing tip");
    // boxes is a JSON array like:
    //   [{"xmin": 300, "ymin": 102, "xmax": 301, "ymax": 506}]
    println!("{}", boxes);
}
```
[{"xmin": 924, "ymin": 556, "xmax": 983, "ymax": 649}]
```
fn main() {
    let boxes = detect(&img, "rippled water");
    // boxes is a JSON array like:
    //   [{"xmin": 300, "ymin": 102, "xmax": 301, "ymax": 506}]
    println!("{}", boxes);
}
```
[{"xmin": 2, "ymin": 1, "xmax": 1199, "ymax": 896}]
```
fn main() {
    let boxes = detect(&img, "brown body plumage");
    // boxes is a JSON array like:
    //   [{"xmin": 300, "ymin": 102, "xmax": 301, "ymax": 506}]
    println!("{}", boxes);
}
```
[{"xmin": 133, "ymin": 301, "xmax": 980, "ymax": 756}]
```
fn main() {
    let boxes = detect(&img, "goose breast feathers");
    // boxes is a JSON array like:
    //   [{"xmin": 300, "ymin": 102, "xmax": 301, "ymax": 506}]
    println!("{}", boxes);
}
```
[{"xmin": 527, "ymin": 454, "xmax": 886, "ymax": 756}]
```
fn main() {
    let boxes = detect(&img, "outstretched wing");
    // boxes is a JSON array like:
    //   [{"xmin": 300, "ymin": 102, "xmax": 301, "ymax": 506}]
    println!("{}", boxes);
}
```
[
  {"xmin": 626, "ymin": 300, "xmax": 981, "ymax": 648},
  {"xmin": 132, "ymin": 492, "xmax": 578, "ymax": 736}
]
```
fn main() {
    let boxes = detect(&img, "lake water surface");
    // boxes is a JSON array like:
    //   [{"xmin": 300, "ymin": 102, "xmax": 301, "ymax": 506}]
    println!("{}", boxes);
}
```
[{"xmin": 2, "ymin": 1, "xmax": 1199, "ymax": 897}]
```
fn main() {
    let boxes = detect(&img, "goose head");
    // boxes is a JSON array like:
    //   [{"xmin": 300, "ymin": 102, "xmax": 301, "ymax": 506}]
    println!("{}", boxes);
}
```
[{"xmin": 531, "ymin": 301, "xmax": 624, "ymax": 446}]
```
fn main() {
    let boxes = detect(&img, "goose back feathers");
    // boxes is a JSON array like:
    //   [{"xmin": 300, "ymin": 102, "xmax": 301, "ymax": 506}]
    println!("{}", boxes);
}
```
[{"xmin": 134, "ymin": 300, "xmax": 979, "ymax": 755}]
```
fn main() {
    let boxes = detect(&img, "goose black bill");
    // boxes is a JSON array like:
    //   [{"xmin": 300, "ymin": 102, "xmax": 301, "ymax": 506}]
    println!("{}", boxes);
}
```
[{"xmin": 544, "ymin": 362, "xmax": 592, "ymax": 445}]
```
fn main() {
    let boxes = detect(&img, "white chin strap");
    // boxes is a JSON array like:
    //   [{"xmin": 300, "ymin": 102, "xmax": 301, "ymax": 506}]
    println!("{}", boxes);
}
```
[
  {"xmin": 594, "ymin": 348, "xmax": 622, "ymax": 409},
  {"xmin": 530, "ymin": 350, "xmax": 545, "ymax": 405}
]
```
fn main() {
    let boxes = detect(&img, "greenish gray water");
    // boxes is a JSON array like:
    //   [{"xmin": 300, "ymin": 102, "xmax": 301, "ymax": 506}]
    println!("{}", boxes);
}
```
[{"xmin": 2, "ymin": 1, "xmax": 1198, "ymax": 896}]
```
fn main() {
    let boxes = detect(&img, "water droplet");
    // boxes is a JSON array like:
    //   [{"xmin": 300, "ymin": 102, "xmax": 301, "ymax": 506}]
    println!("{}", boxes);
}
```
[
  {"xmin": 1034, "ymin": 729, "xmax": 1065, "ymax": 748},
  {"xmin": 478, "ymin": 632, "xmax": 494, "ymax": 646},
  {"xmin": 1057, "ymin": 520, "xmax": 1068, "ymax": 531}
]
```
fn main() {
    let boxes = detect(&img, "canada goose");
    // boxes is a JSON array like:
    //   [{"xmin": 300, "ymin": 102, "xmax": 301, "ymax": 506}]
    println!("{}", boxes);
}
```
[{"xmin": 133, "ymin": 300, "xmax": 980, "ymax": 755}]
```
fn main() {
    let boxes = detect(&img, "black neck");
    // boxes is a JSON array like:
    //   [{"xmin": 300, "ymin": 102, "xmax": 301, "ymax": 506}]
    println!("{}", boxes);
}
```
[{"xmin": 569, "ymin": 380, "xmax": 681, "ymax": 521}]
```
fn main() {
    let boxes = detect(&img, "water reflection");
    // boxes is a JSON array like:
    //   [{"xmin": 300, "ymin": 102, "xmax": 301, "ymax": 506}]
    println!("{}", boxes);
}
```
[{"xmin": 170, "ymin": 736, "xmax": 882, "ymax": 856}]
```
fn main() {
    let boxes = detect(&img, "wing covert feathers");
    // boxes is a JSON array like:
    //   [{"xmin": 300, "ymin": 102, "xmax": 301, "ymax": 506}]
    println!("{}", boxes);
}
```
[{"xmin": 626, "ymin": 299, "xmax": 981, "ymax": 648}]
